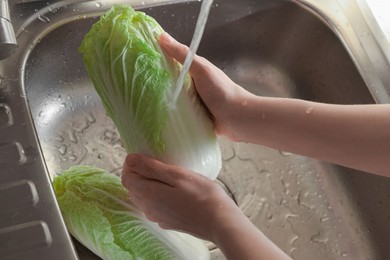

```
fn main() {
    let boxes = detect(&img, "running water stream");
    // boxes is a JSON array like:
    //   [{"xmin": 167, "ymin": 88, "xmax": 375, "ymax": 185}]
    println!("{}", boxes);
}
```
[{"xmin": 171, "ymin": 0, "xmax": 214, "ymax": 105}]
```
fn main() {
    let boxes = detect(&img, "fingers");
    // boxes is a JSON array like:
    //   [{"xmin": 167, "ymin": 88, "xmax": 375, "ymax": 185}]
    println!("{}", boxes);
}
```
[
  {"xmin": 123, "ymin": 173, "xmax": 177, "ymax": 228},
  {"xmin": 129, "ymin": 189, "xmax": 165, "ymax": 224},
  {"xmin": 122, "ymin": 170, "xmax": 175, "ymax": 202},
  {"xmin": 121, "ymin": 153, "xmax": 234, "ymax": 240},
  {"xmin": 159, "ymin": 32, "xmax": 209, "ymax": 76},
  {"xmin": 123, "ymin": 154, "xmax": 182, "ymax": 186},
  {"xmin": 158, "ymin": 32, "xmax": 186, "ymax": 63},
  {"xmin": 122, "ymin": 169, "xmax": 172, "ymax": 219}
]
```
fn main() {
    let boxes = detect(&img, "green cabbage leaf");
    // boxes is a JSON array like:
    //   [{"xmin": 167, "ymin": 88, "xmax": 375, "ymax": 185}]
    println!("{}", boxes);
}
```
[
  {"xmin": 79, "ymin": 5, "xmax": 221, "ymax": 179},
  {"xmin": 53, "ymin": 166, "xmax": 210, "ymax": 260}
]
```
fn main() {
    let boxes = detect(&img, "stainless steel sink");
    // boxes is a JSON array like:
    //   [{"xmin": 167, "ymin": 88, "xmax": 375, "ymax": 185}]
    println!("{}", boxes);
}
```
[{"xmin": 1, "ymin": 0, "xmax": 389, "ymax": 259}]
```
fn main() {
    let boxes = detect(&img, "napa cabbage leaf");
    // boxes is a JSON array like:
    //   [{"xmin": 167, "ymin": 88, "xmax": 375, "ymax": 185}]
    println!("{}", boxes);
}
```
[{"xmin": 53, "ymin": 166, "xmax": 210, "ymax": 260}]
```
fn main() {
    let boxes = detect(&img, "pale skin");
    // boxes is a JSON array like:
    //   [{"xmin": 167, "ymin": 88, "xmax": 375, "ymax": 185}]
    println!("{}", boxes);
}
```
[{"xmin": 121, "ymin": 32, "xmax": 390, "ymax": 259}]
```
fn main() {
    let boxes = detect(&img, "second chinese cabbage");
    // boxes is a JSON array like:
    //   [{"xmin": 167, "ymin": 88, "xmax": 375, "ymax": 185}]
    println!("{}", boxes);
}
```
[{"xmin": 53, "ymin": 166, "xmax": 210, "ymax": 260}]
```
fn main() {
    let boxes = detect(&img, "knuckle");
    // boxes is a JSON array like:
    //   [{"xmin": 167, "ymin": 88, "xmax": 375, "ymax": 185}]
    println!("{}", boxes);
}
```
[
  {"xmin": 125, "ymin": 154, "xmax": 140, "ymax": 167},
  {"xmin": 136, "ymin": 183, "xmax": 148, "ymax": 195}
]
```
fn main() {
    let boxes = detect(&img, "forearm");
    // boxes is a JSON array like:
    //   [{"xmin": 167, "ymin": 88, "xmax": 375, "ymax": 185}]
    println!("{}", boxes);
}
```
[
  {"xmin": 230, "ymin": 94, "xmax": 390, "ymax": 176},
  {"xmin": 211, "ymin": 209, "xmax": 290, "ymax": 260}
]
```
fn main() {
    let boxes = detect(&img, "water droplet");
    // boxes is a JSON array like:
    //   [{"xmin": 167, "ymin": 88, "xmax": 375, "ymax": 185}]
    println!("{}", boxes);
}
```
[
  {"xmin": 86, "ymin": 112, "xmax": 96, "ymax": 124},
  {"xmin": 305, "ymin": 107, "xmax": 314, "ymax": 115},
  {"xmin": 54, "ymin": 135, "xmax": 65, "ymax": 143},
  {"xmin": 279, "ymin": 150, "xmax": 292, "ymax": 157},
  {"xmin": 49, "ymin": 7, "xmax": 59, "ymax": 13},
  {"xmin": 0, "ymin": 76, "xmax": 7, "ymax": 89},
  {"xmin": 38, "ymin": 15, "xmax": 51, "ymax": 23},
  {"xmin": 68, "ymin": 130, "xmax": 78, "ymax": 143},
  {"xmin": 320, "ymin": 216, "xmax": 330, "ymax": 222},
  {"xmin": 310, "ymin": 231, "xmax": 329, "ymax": 244},
  {"xmin": 261, "ymin": 112, "xmax": 266, "ymax": 120},
  {"xmin": 58, "ymin": 144, "xmax": 68, "ymax": 155},
  {"xmin": 0, "ymin": 103, "xmax": 10, "ymax": 115},
  {"xmin": 104, "ymin": 130, "xmax": 116, "ymax": 139},
  {"xmin": 95, "ymin": 2, "xmax": 102, "ymax": 7}
]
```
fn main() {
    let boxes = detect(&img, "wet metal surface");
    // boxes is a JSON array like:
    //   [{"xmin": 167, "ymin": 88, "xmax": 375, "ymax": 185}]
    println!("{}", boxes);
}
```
[{"xmin": 1, "ymin": 0, "xmax": 389, "ymax": 259}]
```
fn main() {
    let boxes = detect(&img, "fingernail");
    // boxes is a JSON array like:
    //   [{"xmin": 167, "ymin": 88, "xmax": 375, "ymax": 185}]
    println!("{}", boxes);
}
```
[
  {"xmin": 121, "ymin": 173, "xmax": 129, "ymax": 188},
  {"xmin": 125, "ymin": 154, "xmax": 139, "ymax": 167}
]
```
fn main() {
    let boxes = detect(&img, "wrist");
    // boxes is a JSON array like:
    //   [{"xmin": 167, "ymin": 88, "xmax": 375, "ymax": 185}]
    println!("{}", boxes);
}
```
[
  {"xmin": 224, "ymin": 92, "xmax": 263, "ymax": 142},
  {"xmin": 208, "ymin": 204, "xmax": 249, "ymax": 247},
  {"xmin": 209, "ymin": 207, "xmax": 291, "ymax": 260}
]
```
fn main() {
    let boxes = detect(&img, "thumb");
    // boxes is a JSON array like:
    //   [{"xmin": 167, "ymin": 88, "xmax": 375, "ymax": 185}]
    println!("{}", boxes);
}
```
[
  {"xmin": 158, "ymin": 32, "xmax": 205, "ymax": 75},
  {"xmin": 159, "ymin": 32, "xmax": 187, "ymax": 64}
]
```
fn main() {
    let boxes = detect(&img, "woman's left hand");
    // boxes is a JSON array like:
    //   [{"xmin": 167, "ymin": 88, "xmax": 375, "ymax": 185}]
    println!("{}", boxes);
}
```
[{"xmin": 121, "ymin": 154, "xmax": 239, "ymax": 241}]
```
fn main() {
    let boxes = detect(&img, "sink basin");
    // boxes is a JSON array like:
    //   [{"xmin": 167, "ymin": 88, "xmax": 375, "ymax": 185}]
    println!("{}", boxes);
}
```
[{"xmin": 1, "ymin": 0, "xmax": 389, "ymax": 259}]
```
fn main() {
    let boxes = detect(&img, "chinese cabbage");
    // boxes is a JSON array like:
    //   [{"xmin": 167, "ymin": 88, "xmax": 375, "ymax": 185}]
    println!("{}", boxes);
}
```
[
  {"xmin": 78, "ymin": 5, "xmax": 221, "ymax": 179},
  {"xmin": 53, "ymin": 166, "xmax": 210, "ymax": 260}
]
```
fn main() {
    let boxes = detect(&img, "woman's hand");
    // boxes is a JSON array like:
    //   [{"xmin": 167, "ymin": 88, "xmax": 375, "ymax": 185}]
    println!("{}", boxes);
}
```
[
  {"xmin": 160, "ymin": 33, "xmax": 390, "ymax": 176},
  {"xmin": 159, "ymin": 32, "xmax": 252, "ymax": 141},
  {"xmin": 121, "ymin": 154, "xmax": 291, "ymax": 259},
  {"xmin": 121, "ymin": 153, "xmax": 240, "ymax": 241}
]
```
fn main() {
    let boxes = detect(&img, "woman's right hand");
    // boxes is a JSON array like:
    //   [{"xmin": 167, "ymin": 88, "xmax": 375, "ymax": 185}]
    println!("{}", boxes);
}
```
[{"xmin": 159, "ymin": 32, "xmax": 251, "ymax": 141}]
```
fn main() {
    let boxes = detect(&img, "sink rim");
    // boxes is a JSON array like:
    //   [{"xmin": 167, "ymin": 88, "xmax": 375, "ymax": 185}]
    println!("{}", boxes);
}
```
[{"xmin": 295, "ymin": 0, "xmax": 390, "ymax": 104}]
